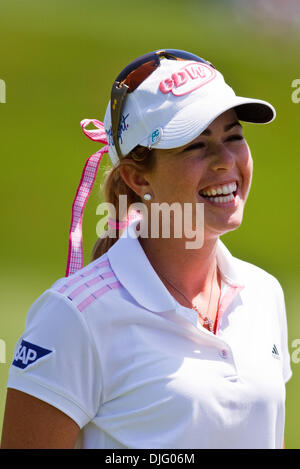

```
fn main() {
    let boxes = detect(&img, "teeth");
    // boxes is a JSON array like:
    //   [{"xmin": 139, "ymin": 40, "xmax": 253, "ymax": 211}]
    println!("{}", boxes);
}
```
[
  {"xmin": 208, "ymin": 194, "xmax": 234, "ymax": 204},
  {"xmin": 201, "ymin": 182, "xmax": 237, "ymax": 197}
]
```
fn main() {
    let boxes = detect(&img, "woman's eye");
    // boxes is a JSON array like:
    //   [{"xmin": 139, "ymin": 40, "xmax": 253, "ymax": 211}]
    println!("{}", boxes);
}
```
[
  {"xmin": 182, "ymin": 142, "xmax": 206, "ymax": 153},
  {"xmin": 226, "ymin": 135, "xmax": 244, "ymax": 142}
]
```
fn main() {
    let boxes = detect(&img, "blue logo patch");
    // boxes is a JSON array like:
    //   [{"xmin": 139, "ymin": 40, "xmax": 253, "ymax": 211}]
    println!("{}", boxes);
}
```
[
  {"xmin": 12, "ymin": 339, "xmax": 52, "ymax": 369},
  {"xmin": 149, "ymin": 127, "xmax": 162, "ymax": 146}
]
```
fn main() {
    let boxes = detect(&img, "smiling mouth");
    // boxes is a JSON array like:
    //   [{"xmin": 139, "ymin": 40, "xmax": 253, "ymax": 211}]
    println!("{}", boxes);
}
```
[{"xmin": 198, "ymin": 181, "xmax": 238, "ymax": 204}]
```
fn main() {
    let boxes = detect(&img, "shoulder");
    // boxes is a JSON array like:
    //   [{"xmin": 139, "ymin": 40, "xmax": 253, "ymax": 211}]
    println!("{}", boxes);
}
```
[
  {"xmin": 21, "ymin": 251, "xmax": 126, "ymax": 340},
  {"xmin": 49, "ymin": 252, "xmax": 123, "ymax": 316},
  {"xmin": 232, "ymin": 254, "xmax": 283, "ymax": 296},
  {"xmin": 16, "ymin": 252, "xmax": 124, "ymax": 361}
]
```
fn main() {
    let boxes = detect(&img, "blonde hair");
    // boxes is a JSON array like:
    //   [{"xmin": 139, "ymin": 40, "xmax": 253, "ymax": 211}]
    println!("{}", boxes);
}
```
[{"xmin": 90, "ymin": 145, "xmax": 156, "ymax": 262}]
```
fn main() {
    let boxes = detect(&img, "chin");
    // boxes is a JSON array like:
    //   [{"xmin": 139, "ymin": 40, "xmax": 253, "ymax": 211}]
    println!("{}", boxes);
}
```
[{"xmin": 206, "ymin": 211, "xmax": 244, "ymax": 237}]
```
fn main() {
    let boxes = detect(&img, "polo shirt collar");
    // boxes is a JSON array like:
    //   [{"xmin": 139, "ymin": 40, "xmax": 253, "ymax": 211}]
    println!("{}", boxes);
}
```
[
  {"xmin": 107, "ymin": 221, "xmax": 244, "ymax": 313},
  {"xmin": 216, "ymin": 239, "xmax": 245, "ymax": 289}
]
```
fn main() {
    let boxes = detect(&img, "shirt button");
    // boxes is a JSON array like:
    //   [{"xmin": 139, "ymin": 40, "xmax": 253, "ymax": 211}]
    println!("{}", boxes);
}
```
[{"xmin": 219, "ymin": 349, "xmax": 228, "ymax": 359}]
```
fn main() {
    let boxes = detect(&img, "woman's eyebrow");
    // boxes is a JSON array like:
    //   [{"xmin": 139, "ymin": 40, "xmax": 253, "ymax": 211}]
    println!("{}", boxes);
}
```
[
  {"xmin": 181, "ymin": 141, "xmax": 206, "ymax": 152},
  {"xmin": 181, "ymin": 121, "xmax": 243, "ymax": 152},
  {"xmin": 224, "ymin": 121, "xmax": 243, "ymax": 132},
  {"xmin": 201, "ymin": 121, "xmax": 243, "ymax": 136}
]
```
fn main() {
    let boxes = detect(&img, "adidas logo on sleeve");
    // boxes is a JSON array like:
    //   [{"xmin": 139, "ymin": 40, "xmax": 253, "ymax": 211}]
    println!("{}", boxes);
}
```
[{"xmin": 272, "ymin": 344, "xmax": 280, "ymax": 360}]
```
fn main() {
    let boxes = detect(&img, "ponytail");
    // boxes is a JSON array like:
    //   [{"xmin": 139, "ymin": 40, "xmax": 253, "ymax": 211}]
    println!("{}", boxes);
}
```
[{"xmin": 90, "ymin": 145, "xmax": 156, "ymax": 261}]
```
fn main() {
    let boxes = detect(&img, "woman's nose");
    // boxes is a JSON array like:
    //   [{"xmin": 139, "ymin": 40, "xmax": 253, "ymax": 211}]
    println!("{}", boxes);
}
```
[{"xmin": 209, "ymin": 144, "xmax": 235, "ymax": 171}]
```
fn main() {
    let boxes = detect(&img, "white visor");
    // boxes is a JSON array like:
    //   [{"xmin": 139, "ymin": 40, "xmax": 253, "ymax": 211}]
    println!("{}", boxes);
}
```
[{"xmin": 104, "ymin": 58, "xmax": 275, "ymax": 166}]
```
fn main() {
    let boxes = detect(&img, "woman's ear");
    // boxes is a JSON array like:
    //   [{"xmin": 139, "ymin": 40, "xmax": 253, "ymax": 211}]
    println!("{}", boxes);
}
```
[{"xmin": 119, "ymin": 163, "xmax": 151, "ymax": 199}]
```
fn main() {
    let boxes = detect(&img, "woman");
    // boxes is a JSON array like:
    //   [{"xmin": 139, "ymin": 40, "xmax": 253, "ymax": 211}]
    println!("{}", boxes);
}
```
[{"xmin": 1, "ymin": 50, "xmax": 292, "ymax": 449}]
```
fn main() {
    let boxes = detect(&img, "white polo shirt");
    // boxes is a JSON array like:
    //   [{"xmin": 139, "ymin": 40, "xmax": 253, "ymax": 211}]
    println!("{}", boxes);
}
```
[{"xmin": 7, "ymin": 221, "xmax": 292, "ymax": 449}]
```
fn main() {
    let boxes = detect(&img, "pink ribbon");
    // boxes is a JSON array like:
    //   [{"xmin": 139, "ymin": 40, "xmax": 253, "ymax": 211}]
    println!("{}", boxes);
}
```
[
  {"xmin": 65, "ymin": 119, "xmax": 108, "ymax": 277},
  {"xmin": 107, "ymin": 211, "xmax": 143, "ymax": 230},
  {"xmin": 107, "ymin": 218, "xmax": 130, "ymax": 230}
]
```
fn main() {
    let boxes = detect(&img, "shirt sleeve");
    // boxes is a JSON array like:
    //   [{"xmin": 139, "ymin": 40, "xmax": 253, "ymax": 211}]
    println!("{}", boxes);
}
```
[
  {"xmin": 7, "ymin": 289, "xmax": 103, "ymax": 429},
  {"xmin": 273, "ymin": 278, "xmax": 293, "ymax": 384}
]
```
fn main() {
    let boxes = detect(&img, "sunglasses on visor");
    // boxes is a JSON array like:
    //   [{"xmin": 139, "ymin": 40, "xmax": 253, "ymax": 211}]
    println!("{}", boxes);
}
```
[{"xmin": 110, "ymin": 49, "xmax": 216, "ymax": 161}]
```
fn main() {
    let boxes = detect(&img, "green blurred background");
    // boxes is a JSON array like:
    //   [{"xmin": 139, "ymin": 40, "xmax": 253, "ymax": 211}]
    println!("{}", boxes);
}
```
[{"xmin": 0, "ymin": 0, "xmax": 299, "ymax": 448}]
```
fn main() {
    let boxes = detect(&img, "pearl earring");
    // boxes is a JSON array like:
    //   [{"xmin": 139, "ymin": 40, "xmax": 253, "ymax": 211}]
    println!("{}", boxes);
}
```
[{"xmin": 143, "ymin": 193, "xmax": 152, "ymax": 201}]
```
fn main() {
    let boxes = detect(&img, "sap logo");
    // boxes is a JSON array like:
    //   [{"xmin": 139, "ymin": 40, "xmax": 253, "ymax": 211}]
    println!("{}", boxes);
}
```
[
  {"xmin": 13, "ymin": 339, "xmax": 52, "ymax": 369},
  {"xmin": 159, "ymin": 62, "xmax": 216, "ymax": 96}
]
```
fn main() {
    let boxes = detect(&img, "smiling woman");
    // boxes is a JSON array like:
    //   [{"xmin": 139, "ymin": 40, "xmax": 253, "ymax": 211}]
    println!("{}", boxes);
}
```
[
  {"xmin": 1, "ymin": 49, "xmax": 292, "ymax": 449},
  {"xmin": 133, "ymin": 109, "xmax": 252, "ymax": 241}
]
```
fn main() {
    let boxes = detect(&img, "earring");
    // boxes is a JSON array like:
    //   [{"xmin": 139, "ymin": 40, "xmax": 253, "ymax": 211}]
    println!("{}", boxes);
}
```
[{"xmin": 143, "ymin": 193, "xmax": 152, "ymax": 201}]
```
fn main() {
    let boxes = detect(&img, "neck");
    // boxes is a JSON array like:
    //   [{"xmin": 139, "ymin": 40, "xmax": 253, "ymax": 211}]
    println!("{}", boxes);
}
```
[{"xmin": 138, "ymin": 234, "xmax": 219, "ymax": 300}]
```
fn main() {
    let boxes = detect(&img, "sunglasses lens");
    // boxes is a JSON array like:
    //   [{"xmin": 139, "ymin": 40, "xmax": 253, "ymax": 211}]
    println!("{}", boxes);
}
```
[
  {"xmin": 123, "ymin": 60, "xmax": 158, "ymax": 92},
  {"xmin": 115, "ymin": 49, "xmax": 215, "ymax": 87},
  {"xmin": 115, "ymin": 52, "xmax": 160, "ymax": 83}
]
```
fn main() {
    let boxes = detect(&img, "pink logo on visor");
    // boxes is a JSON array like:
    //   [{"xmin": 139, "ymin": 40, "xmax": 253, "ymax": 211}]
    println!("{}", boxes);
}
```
[{"xmin": 159, "ymin": 62, "xmax": 216, "ymax": 96}]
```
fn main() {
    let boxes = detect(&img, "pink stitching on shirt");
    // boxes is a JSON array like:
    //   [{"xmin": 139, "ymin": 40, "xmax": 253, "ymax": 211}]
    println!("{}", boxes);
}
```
[
  {"xmin": 77, "ymin": 281, "xmax": 122, "ymax": 312},
  {"xmin": 67, "ymin": 271, "xmax": 116, "ymax": 301},
  {"xmin": 58, "ymin": 258, "xmax": 110, "ymax": 293},
  {"xmin": 54, "ymin": 255, "xmax": 123, "ymax": 312}
]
